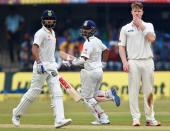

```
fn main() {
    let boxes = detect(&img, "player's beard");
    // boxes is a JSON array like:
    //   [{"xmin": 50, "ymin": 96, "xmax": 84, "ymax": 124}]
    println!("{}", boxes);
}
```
[{"xmin": 42, "ymin": 20, "xmax": 56, "ymax": 29}]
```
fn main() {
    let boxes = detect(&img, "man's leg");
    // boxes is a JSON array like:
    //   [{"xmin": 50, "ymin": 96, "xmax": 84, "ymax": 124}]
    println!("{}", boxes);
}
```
[
  {"xmin": 47, "ymin": 75, "xmax": 72, "ymax": 128},
  {"xmin": 12, "ymin": 72, "xmax": 46, "ymax": 127},
  {"xmin": 83, "ymin": 98, "xmax": 110, "ymax": 125},
  {"xmin": 128, "ymin": 60, "xmax": 141, "ymax": 126},
  {"xmin": 142, "ymin": 59, "xmax": 160, "ymax": 126},
  {"xmin": 80, "ymin": 69, "xmax": 110, "ymax": 125},
  {"xmin": 95, "ymin": 88, "xmax": 120, "ymax": 107}
]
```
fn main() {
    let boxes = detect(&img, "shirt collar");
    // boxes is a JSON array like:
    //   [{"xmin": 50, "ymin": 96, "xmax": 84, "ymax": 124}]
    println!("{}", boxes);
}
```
[
  {"xmin": 130, "ymin": 20, "xmax": 145, "ymax": 27},
  {"xmin": 42, "ymin": 26, "xmax": 52, "ymax": 34},
  {"xmin": 88, "ymin": 36, "xmax": 95, "ymax": 40}
]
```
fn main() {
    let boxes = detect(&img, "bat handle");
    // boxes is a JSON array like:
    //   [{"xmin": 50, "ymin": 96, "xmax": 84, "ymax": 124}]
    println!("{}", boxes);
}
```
[{"xmin": 45, "ymin": 70, "xmax": 58, "ymax": 77}]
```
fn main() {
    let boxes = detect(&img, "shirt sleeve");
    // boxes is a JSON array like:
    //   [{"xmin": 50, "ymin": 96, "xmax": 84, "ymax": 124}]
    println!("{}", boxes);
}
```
[
  {"xmin": 81, "ymin": 41, "xmax": 93, "ymax": 59},
  {"xmin": 33, "ymin": 31, "xmax": 44, "ymax": 46},
  {"xmin": 143, "ymin": 23, "xmax": 156, "ymax": 37},
  {"xmin": 100, "ymin": 40, "xmax": 107, "ymax": 51},
  {"xmin": 118, "ymin": 26, "xmax": 126, "ymax": 46}
]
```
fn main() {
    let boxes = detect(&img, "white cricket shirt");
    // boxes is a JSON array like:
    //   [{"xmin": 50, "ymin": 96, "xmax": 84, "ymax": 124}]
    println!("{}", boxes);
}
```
[
  {"xmin": 33, "ymin": 26, "xmax": 56, "ymax": 62},
  {"xmin": 81, "ymin": 36, "xmax": 107, "ymax": 70},
  {"xmin": 118, "ymin": 21, "xmax": 155, "ymax": 60}
]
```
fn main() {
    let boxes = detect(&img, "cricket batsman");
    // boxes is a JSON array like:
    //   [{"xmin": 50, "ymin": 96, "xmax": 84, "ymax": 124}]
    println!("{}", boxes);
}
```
[
  {"xmin": 63, "ymin": 20, "xmax": 120, "ymax": 125},
  {"xmin": 12, "ymin": 9, "xmax": 72, "ymax": 128}
]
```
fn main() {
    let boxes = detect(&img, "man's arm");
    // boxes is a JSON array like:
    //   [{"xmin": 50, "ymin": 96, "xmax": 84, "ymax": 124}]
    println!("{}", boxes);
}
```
[
  {"xmin": 119, "ymin": 46, "xmax": 129, "ymax": 72},
  {"xmin": 133, "ymin": 17, "xmax": 155, "ymax": 43},
  {"xmin": 71, "ymin": 56, "xmax": 87, "ymax": 66},
  {"xmin": 139, "ymin": 25, "xmax": 156, "ymax": 43},
  {"xmin": 32, "ymin": 44, "xmax": 46, "ymax": 74},
  {"xmin": 102, "ymin": 48, "xmax": 110, "ymax": 62},
  {"xmin": 32, "ymin": 44, "xmax": 40, "ymax": 63},
  {"xmin": 144, "ymin": 32, "xmax": 155, "ymax": 43}
]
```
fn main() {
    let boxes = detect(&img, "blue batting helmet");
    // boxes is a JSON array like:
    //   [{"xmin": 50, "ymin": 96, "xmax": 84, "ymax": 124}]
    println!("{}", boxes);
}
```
[
  {"xmin": 41, "ymin": 10, "xmax": 56, "ymax": 28},
  {"xmin": 80, "ymin": 20, "xmax": 96, "ymax": 38}
]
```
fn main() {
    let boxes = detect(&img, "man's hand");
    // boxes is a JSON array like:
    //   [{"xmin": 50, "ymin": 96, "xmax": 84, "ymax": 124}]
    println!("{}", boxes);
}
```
[
  {"xmin": 123, "ymin": 62, "xmax": 129, "ymax": 72},
  {"xmin": 36, "ymin": 61, "xmax": 46, "ymax": 74},
  {"xmin": 62, "ymin": 60, "xmax": 71, "ymax": 67},
  {"xmin": 133, "ymin": 16, "xmax": 145, "ymax": 31}
]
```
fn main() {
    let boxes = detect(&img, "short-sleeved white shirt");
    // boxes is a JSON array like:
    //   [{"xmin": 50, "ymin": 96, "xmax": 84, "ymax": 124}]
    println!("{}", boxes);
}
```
[
  {"xmin": 81, "ymin": 36, "xmax": 107, "ymax": 70},
  {"xmin": 118, "ymin": 21, "xmax": 155, "ymax": 60},
  {"xmin": 33, "ymin": 26, "xmax": 56, "ymax": 63}
]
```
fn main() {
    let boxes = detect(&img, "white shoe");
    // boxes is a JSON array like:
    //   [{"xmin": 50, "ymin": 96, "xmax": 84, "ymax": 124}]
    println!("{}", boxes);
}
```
[
  {"xmin": 146, "ymin": 119, "xmax": 161, "ymax": 126},
  {"xmin": 91, "ymin": 113, "xmax": 110, "ymax": 125},
  {"xmin": 91, "ymin": 119, "xmax": 110, "ymax": 125},
  {"xmin": 12, "ymin": 109, "xmax": 20, "ymax": 127},
  {"xmin": 55, "ymin": 118, "xmax": 72, "ymax": 128},
  {"xmin": 91, "ymin": 120, "xmax": 101, "ymax": 125},
  {"xmin": 100, "ymin": 118, "xmax": 110, "ymax": 125},
  {"xmin": 132, "ymin": 119, "xmax": 140, "ymax": 126}
]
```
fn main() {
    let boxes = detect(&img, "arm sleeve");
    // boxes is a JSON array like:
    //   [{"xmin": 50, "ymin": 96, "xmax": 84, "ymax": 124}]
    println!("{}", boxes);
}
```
[
  {"xmin": 33, "ymin": 31, "xmax": 44, "ymax": 46},
  {"xmin": 81, "ymin": 42, "xmax": 93, "ymax": 59},
  {"xmin": 118, "ymin": 26, "xmax": 126, "ymax": 46}
]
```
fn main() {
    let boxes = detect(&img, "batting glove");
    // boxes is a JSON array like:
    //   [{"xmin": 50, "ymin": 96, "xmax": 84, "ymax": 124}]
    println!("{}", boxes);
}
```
[
  {"xmin": 62, "ymin": 60, "xmax": 71, "ymax": 67},
  {"xmin": 36, "ymin": 61, "xmax": 46, "ymax": 74}
]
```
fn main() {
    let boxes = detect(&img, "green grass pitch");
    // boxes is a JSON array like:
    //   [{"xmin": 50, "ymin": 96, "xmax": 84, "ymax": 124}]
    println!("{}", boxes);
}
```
[{"xmin": 0, "ymin": 96, "xmax": 170, "ymax": 131}]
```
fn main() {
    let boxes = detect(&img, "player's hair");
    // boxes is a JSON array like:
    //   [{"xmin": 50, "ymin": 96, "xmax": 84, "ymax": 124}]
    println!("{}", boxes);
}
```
[{"xmin": 131, "ymin": 2, "xmax": 143, "ymax": 10}]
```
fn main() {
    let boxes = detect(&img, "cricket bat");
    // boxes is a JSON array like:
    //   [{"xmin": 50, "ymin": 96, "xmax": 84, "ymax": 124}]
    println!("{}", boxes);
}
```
[
  {"xmin": 59, "ymin": 76, "xmax": 82, "ymax": 102},
  {"xmin": 47, "ymin": 71, "xmax": 82, "ymax": 102}
]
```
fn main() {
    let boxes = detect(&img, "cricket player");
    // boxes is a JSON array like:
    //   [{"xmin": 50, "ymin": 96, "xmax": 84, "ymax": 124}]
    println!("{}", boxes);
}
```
[
  {"xmin": 118, "ymin": 2, "xmax": 160, "ymax": 126},
  {"xmin": 63, "ymin": 20, "xmax": 120, "ymax": 125},
  {"xmin": 12, "ymin": 10, "xmax": 72, "ymax": 128}
]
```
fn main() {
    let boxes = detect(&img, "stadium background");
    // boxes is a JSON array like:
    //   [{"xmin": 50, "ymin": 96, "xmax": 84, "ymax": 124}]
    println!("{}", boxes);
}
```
[{"xmin": 0, "ymin": 0, "xmax": 170, "ymax": 131}]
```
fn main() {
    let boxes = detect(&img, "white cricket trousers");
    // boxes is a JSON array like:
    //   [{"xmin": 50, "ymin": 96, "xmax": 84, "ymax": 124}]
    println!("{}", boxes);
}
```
[
  {"xmin": 80, "ymin": 68, "xmax": 103, "ymax": 99},
  {"xmin": 13, "ymin": 63, "xmax": 65, "ymax": 123},
  {"xmin": 128, "ymin": 58, "xmax": 155, "ymax": 121}
]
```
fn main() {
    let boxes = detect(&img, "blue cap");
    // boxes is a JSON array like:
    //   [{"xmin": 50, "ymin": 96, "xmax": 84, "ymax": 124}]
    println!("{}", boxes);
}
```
[
  {"xmin": 82, "ymin": 20, "xmax": 96, "ymax": 30},
  {"xmin": 41, "ymin": 9, "xmax": 56, "ymax": 20}
]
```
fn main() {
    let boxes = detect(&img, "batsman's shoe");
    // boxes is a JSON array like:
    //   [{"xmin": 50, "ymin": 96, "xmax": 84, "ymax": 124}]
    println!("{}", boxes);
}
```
[
  {"xmin": 146, "ymin": 120, "xmax": 161, "ymax": 126},
  {"xmin": 91, "ymin": 113, "xmax": 110, "ymax": 125},
  {"xmin": 91, "ymin": 119, "xmax": 110, "ymax": 125},
  {"xmin": 55, "ymin": 118, "xmax": 72, "ymax": 128},
  {"xmin": 132, "ymin": 120, "xmax": 140, "ymax": 126},
  {"xmin": 12, "ymin": 109, "xmax": 20, "ymax": 127},
  {"xmin": 110, "ymin": 87, "xmax": 120, "ymax": 107}
]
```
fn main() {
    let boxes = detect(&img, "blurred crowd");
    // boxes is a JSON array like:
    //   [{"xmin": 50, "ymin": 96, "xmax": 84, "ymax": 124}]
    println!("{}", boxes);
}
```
[{"xmin": 1, "ymin": 10, "xmax": 170, "ymax": 72}]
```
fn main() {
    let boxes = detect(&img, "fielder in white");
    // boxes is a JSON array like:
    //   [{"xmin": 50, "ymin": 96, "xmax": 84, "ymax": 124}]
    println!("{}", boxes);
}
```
[
  {"xmin": 118, "ymin": 2, "xmax": 160, "ymax": 126},
  {"xmin": 63, "ymin": 20, "xmax": 120, "ymax": 125},
  {"xmin": 12, "ymin": 10, "xmax": 72, "ymax": 128}
]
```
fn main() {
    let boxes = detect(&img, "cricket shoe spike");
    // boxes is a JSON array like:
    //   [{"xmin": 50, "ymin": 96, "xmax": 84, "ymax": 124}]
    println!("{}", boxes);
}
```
[
  {"xmin": 55, "ymin": 118, "xmax": 72, "ymax": 128},
  {"xmin": 110, "ymin": 87, "xmax": 121, "ymax": 107},
  {"xmin": 12, "ymin": 108, "xmax": 21, "ymax": 127}
]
